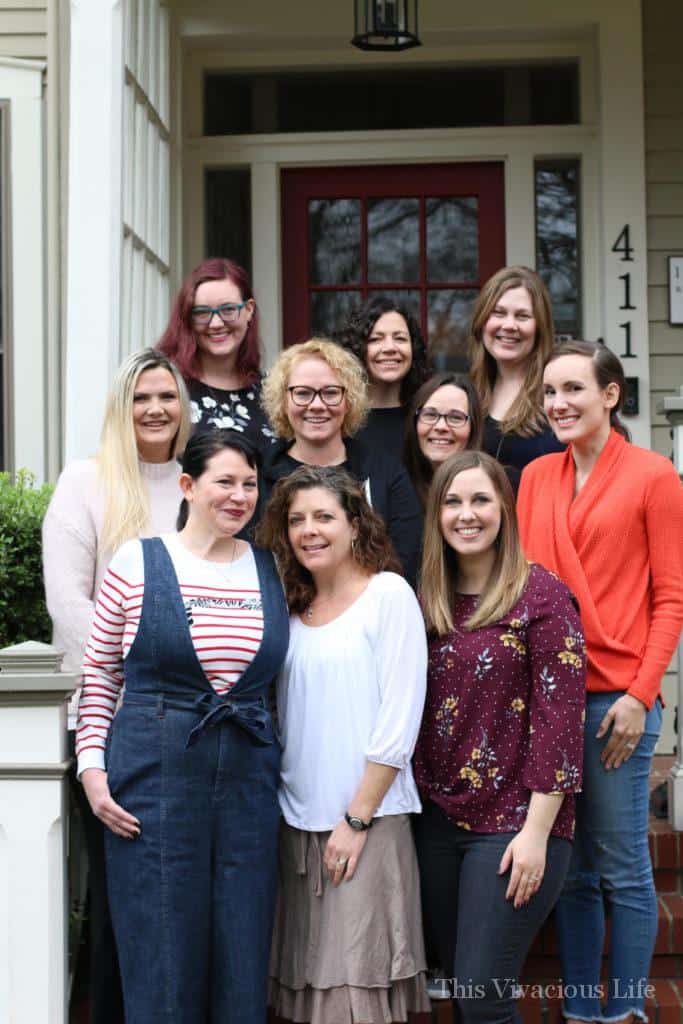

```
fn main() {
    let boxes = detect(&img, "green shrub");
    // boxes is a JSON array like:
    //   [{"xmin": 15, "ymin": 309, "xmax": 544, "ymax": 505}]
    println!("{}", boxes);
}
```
[{"xmin": 0, "ymin": 470, "xmax": 53, "ymax": 647}]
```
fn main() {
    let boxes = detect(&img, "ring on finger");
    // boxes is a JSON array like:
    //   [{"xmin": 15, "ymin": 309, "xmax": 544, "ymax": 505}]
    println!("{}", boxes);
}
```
[
  {"xmin": 336, "ymin": 857, "xmax": 348, "ymax": 866},
  {"xmin": 529, "ymin": 874, "xmax": 541, "ymax": 882},
  {"xmin": 625, "ymin": 741, "xmax": 637, "ymax": 750}
]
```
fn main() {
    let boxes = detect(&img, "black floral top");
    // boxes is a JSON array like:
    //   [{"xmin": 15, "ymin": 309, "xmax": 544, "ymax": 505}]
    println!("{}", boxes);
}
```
[
  {"xmin": 188, "ymin": 378, "xmax": 276, "ymax": 451},
  {"xmin": 413, "ymin": 564, "xmax": 586, "ymax": 840}
]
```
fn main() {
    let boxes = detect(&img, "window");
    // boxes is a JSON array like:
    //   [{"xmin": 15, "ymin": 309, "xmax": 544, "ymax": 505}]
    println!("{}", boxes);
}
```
[
  {"xmin": 205, "ymin": 169, "xmax": 252, "ymax": 276},
  {"xmin": 0, "ymin": 105, "xmax": 6, "ymax": 469},
  {"xmin": 535, "ymin": 159, "xmax": 581, "ymax": 338},
  {"xmin": 204, "ymin": 63, "xmax": 579, "ymax": 136}
]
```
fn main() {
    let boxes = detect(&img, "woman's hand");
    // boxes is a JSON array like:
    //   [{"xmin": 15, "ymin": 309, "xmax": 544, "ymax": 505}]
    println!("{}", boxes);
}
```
[
  {"xmin": 498, "ymin": 824, "xmax": 548, "ymax": 909},
  {"xmin": 324, "ymin": 819, "xmax": 368, "ymax": 886},
  {"xmin": 596, "ymin": 694, "xmax": 647, "ymax": 770},
  {"xmin": 81, "ymin": 768, "xmax": 141, "ymax": 839}
]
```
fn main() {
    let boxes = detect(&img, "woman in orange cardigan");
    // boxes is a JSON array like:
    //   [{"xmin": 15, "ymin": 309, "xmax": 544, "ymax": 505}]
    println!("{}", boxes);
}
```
[{"xmin": 517, "ymin": 340, "xmax": 683, "ymax": 1024}]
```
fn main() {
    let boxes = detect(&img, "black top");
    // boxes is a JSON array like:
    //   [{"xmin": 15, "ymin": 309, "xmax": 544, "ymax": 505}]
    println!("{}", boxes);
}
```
[
  {"xmin": 260, "ymin": 436, "xmax": 422, "ymax": 588},
  {"xmin": 356, "ymin": 407, "xmax": 409, "ymax": 465},
  {"xmin": 483, "ymin": 415, "xmax": 565, "ymax": 492},
  {"xmin": 188, "ymin": 378, "xmax": 276, "ymax": 452}
]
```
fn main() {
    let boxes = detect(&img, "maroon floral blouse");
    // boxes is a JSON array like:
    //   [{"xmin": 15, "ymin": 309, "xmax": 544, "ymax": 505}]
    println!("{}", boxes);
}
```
[{"xmin": 413, "ymin": 564, "xmax": 586, "ymax": 841}]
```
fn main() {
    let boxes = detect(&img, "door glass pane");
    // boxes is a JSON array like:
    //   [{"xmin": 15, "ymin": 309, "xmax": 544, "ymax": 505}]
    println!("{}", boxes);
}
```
[
  {"xmin": 308, "ymin": 199, "xmax": 361, "ymax": 285},
  {"xmin": 205, "ymin": 168, "xmax": 252, "ymax": 277},
  {"xmin": 310, "ymin": 291, "xmax": 363, "ymax": 337},
  {"xmin": 367, "ymin": 198, "xmax": 419, "ymax": 283},
  {"xmin": 428, "ymin": 289, "xmax": 479, "ymax": 370},
  {"xmin": 367, "ymin": 289, "xmax": 421, "ymax": 321},
  {"xmin": 535, "ymin": 161, "xmax": 580, "ymax": 335},
  {"xmin": 426, "ymin": 197, "xmax": 479, "ymax": 283}
]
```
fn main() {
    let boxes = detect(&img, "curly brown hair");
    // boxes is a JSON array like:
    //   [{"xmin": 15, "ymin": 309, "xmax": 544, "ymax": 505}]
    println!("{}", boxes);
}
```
[{"xmin": 255, "ymin": 465, "xmax": 401, "ymax": 612}]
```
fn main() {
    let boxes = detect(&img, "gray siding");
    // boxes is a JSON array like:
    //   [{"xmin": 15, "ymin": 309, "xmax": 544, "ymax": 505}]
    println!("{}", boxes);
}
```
[{"xmin": 0, "ymin": 4, "xmax": 47, "ymax": 60}]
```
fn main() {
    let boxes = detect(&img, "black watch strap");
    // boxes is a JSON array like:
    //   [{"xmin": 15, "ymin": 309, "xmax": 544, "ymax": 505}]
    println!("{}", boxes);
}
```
[{"xmin": 345, "ymin": 812, "xmax": 373, "ymax": 831}]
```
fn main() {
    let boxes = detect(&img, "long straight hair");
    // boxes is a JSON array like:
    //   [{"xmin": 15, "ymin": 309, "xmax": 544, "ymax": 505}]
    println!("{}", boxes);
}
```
[
  {"xmin": 544, "ymin": 339, "xmax": 631, "ymax": 441},
  {"xmin": 468, "ymin": 266, "xmax": 555, "ymax": 436},
  {"xmin": 97, "ymin": 349, "xmax": 191, "ymax": 554},
  {"xmin": 421, "ymin": 451, "xmax": 529, "ymax": 634}
]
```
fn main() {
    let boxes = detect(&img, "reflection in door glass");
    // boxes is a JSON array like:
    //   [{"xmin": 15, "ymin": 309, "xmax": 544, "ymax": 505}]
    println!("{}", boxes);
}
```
[
  {"xmin": 308, "ymin": 199, "xmax": 361, "ymax": 285},
  {"xmin": 428, "ymin": 289, "xmax": 479, "ymax": 370},
  {"xmin": 310, "ymin": 291, "xmax": 363, "ymax": 339},
  {"xmin": 426, "ymin": 197, "xmax": 479, "ymax": 283},
  {"xmin": 367, "ymin": 198, "xmax": 420, "ymax": 284},
  {"xmin": 535, "ymin": 162, "xmax": 580, "ymax": 335},
  {"xmin": 367, "ymin": 289, "xmax": 421, "ymax": 322}
]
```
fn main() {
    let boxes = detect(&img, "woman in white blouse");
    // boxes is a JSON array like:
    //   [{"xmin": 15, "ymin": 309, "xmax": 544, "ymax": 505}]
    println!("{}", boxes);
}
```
[{"xmin": 257, "ymin": 464, "xmax": 429, "ymax": 1024}]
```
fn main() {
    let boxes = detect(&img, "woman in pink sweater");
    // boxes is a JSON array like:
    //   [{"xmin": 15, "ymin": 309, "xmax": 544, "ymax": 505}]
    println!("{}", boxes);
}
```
[
  {"xmin": 517, "ymin": 340, "xmax": 683, "ymax": 1024},
  {"xmin": 42, "ymin": 348, "xmax": 191, "ymax": 1024}
]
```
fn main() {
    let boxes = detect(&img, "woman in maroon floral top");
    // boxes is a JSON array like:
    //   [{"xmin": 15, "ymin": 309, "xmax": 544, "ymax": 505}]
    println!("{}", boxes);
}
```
[{"xmin": 413, "ymin": 451, "xmax": 585, "ymax": 1022}]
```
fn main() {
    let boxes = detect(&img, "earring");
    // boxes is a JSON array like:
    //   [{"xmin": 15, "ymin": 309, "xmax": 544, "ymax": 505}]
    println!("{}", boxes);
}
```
[{"xmin": 351, "ymin": 536, "xmax": 359, "ymax": 561}]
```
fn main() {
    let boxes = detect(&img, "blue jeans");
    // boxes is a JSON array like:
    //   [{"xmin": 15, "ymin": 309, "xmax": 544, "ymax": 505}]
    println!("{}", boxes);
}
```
[{"xmin": 555, "ymin": 692, "xmax": 662, "ymax": 1022}]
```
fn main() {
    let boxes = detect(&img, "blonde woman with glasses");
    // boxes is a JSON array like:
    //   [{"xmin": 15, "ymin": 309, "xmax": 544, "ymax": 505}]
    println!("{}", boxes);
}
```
[
  {"xmin": 260, "ymin": 337, "xmax": 422, "ymax": 585},
  {"xmin": 42, "ymin": 348, "xmax": 191, "ymax": 1024},
  {"xmin": 412, "ymin": 451, "xmax": 585, "ymax": 1022}
]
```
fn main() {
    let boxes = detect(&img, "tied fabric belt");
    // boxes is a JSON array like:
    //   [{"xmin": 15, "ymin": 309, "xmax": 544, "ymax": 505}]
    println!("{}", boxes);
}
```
[{"xmin": 122, "ymin": 691, "xmax": 274, "ymax": 748}]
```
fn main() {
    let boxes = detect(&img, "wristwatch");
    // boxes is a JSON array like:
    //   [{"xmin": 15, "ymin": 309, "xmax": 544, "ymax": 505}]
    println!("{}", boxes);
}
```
[{"xmin": 344, "ymin": 812, "xmax": 373, "ymax": 832}]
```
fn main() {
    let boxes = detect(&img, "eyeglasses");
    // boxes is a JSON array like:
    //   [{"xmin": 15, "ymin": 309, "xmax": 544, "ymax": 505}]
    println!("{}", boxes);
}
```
[
  {"xmin": 191, "ymin": 302, "xmax": 248, "ymax": 326},
  {"xmin": 416, "ymin": 407, "xmax": 470, "ymax": 429},
  {"xmin": 287, "ymin": 386, "xmax": 346, "ymax": 407}
]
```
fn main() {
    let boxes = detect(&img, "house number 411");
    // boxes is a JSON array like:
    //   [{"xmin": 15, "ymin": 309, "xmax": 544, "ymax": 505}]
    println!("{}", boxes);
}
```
[{"xmin": 612, "ymin": 225, "xmax": 637, "ymax": 358}]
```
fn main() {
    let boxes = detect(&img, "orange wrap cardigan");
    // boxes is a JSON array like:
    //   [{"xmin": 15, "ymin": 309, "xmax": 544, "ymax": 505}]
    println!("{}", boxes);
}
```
[{"xmin": 517, "ymin": 430, "xmax": 683, "ymax": 710}]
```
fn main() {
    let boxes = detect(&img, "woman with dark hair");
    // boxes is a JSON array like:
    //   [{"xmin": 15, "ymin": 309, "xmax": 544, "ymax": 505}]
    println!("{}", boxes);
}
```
[
  {"xmin": 468, "ymin": 266, "xmax": 564, "ymax": 474},
  {"xmin": 257, "ymin": 465, "xmax": 430, "ymax": 1024},
  {"xmin": 77, "ymin": 429, "xmax": 289, "ymax": 1023},
  {"xmin": 518, "ymin": 340, "xmax": 683, "ymax": 1024},
  {"xmin": 42, "ymin": 347, "xmax": 192, "ymax": 1024},
  {"xmin": 337, "ymin": 295, "xmax": 430, "ymax": 461},
  {"xmin": 158, "ymin": 257, "xmax": 275, "ymax": 449},
  {"xmin": 414, "ymin": 451, "xmax": 585, "ymax": 1023},
  {"xmin": 404, "ymin": 372, "xmax": 484, "ymax": 509}
]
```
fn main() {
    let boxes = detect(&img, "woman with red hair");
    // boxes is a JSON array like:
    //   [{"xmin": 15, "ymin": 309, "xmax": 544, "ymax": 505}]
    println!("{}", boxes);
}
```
[{"xmin": 158, "ymin": 258, "xmax": 276, "ymax": 450}]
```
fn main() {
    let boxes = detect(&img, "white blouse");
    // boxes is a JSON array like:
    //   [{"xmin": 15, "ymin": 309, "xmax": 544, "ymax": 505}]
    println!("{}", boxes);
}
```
[{"xmin": 277, "ymin": 571, "xmax": 427, "ymax": 831}]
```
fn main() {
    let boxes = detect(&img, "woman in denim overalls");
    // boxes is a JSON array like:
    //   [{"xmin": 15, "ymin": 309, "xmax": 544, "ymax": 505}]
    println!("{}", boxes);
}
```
[{"xmin": 78, "ymin": 431, "xmax": 289, "ymax": 1024}]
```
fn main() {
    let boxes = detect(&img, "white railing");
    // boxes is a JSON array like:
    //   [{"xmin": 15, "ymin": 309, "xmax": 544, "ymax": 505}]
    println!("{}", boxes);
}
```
[
  {"xmin": 0, "ymin": 641, "xmax": 76, "ymax": 1024},
  {"xmin": 658, "ymin": 387, "xmax": 683, "ymax": 831}
]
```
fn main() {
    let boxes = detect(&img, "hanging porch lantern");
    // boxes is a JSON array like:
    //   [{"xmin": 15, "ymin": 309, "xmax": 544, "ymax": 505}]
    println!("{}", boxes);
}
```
[{"xmin": 351, "ymin": 0, "xmax": 421, "ymax": 52}]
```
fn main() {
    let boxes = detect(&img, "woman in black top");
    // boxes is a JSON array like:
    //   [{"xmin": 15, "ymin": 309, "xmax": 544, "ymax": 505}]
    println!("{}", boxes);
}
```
[
  {"xmin": 337, "ymin": 296, "xmax": 429, "ymax": 462},
  {"xmin": 260, "ymin": 337, "xmax": 422, "ymax": 587},
  {"xmin": 468, "ymin": 266, "xmax": 563, "ymax": 475},
  {"xmin": 157, "ymin": 257, "xmax": 276, "ymax": 451}
]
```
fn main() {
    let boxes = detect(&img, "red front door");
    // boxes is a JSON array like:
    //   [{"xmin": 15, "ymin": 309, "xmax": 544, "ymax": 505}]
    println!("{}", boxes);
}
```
[{"xmin": 281, "ymin": 162, "xmax": 505, "ymax": 365}]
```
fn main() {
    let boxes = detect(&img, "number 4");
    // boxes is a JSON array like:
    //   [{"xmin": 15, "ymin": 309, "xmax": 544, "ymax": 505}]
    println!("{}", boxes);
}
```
[{"xmin": 612, "ymin": 225, "xmax": 634, "ymax": 262}]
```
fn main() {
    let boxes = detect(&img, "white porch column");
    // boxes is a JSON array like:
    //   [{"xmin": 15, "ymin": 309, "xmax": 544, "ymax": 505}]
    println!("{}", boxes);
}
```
[
  {"xmin": 65, "ymin": 0, "xmax": 124, "ymax": 461},
  {"xmin": 658, "ymin": 389, "xmax": 683, "ymax": 831},
  {"xmin": 0, "ymin": 642, "xmax": 76, "ymax": 1024}
]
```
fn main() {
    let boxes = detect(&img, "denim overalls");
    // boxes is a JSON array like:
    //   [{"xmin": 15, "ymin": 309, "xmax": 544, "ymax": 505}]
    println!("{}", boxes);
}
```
[{"xmin": 105, "ymin": 538, "xmax": 289, "ymax": 1024}]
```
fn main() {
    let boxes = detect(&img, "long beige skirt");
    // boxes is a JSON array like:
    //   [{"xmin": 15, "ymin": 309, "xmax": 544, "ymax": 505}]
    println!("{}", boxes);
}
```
[{"xmin": 269, "ymin": 814, "xmax": 430, "ymax": 1024}]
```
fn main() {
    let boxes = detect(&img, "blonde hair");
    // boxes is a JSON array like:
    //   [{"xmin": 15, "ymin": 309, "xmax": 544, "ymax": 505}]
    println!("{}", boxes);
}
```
[
  {"xmin": 468, "ymin": 266, "xmax": 555, "ymax": 436},
  {"xmin": 261, "ymin": 338, "xmax": 369, "ymax": 440},
  {"xmin": 420, "ymin": 451, "xmax": 529, "ymax": 634},
  {"xmin": 97, "ymin": 349, "xmax": 191, "ymax": 553}
]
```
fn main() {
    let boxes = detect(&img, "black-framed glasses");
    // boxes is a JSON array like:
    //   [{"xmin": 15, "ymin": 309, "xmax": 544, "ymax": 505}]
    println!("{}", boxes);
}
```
[
  {"xmin": 287, "ymin": 385, "xmax": 346, "ymax": 407},
  {"xmin": 191, "ymin": 302, "xmax": 248, "ymax": 326},
  {"xmin": 416, "ymin": 407, "xmax": 470, "ymax": 429}
]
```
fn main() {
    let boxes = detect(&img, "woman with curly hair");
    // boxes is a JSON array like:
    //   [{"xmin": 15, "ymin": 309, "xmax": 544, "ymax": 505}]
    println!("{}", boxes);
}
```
[
  {"xmin": 257, "ymin": 465, "xmax": 429, "ymax": 1024},
  {"xmin": 260, "ymin": 337, "xmax": 422, "ymax": 585},
  {"xmin": 157, "ymin": 257, "xmax": 276, "ymax": 449},
  {"xmin": 468, "ymin": 266, "xmax": 564, "ymax": 474},
  {"xmin": 404, "ymin": 372, "xmax": 484, "ymax": 510},
  {"xmin": 337, "ymin": 296, "xmax": 430, "ymax": 461}
]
